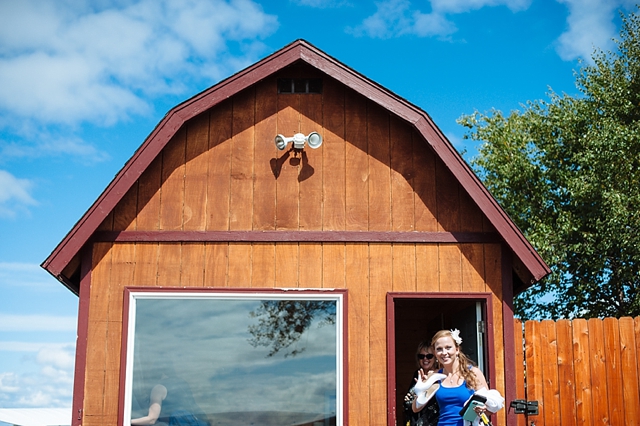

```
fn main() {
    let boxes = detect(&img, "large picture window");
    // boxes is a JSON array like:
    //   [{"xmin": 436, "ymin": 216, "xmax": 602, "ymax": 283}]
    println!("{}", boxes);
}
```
[{"xmin": 121, "ymin": 288, "xmax": 346, "ymax": 426}]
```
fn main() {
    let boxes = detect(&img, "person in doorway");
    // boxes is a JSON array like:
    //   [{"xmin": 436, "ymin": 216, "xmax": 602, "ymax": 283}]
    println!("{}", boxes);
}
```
[
  {"xmin": 404, "ymin": 340, "xmax": 440, "ymax": 426},
  {"xmin": 415, "ymin": 329, "xmax": 491, "ymax": 426}
]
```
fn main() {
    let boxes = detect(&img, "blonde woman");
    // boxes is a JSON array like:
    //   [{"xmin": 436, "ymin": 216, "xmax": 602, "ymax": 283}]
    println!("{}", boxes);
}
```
[
  {"xmin": 405, "ymin": 340, "xmax": 440, "ymax": 426},
  {"xmin": 415, "ymin": 330, "xmax": 491, "ymax": 426}
]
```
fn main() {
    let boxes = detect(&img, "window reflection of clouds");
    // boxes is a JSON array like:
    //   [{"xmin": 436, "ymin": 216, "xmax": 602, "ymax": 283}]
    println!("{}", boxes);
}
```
[{"xmin": 131, "ymin": 297, "xmax": 338, "ymax": 420}]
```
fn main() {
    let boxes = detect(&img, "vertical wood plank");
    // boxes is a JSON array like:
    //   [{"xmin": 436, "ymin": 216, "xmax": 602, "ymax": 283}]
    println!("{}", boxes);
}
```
[
  {"xmin": 85, "ymin": 243, "xmax": 112, "ymax": 418},
  {"xmin": 227, "ymin": 243, "xmax": 251, "ymax": 287},
  {"xmin": 438, "ymin": 244, "xmax": 461, "ymax": 292},
  {"xmin": 587, "ymin": 318, "xmax": 609, "ymax": 425},
  {"xmin": 275, "ymin": 89, "xmax": 300, "ymax": 230},
  {"xmin": 572, "ymin": 318, "xmax": 594, "ymax": 426},
  {"xmin": 416, "ymin": 245, "xmax": 439, "ymax": 292},
  {"xmin": 492, "ymin": 295, "xmax": 505, "ymax": 421},
  {"xmin": 346, "ymin": 244, "xmax": 370, "ymax": 425},
  {"xmin": 458, "ymin": 190, "xmax": 484, "ymax": 232},
  {"xmin": 204, "ymin": 243, "xmax": 228, "ymax": 287},
  {"xmin": 251, "ymin": 243, "xmax": 275, "ymax": 288},
  {"xmin": 97, "ymin": 212, "xmax": 114, "ymax": 231},
  {"xmin": 113, "ymin": 183, "xmax": 138, "ymax": 231},
  {"xmin": 103, "ymin": 325, "xmax": 122, "ymax": 420},
  {"xmin": 483, "ymin": 244, "xmax": 501, "ymax": 295},
  {"xmin": 513, "ymin": 318, "xmax": 526, "ymax": 426},
  {"xmin": 298, "ymin": 243, "xmax": 322, "ymax": 288},
  {"xmin": 159, "ymin": 128, "xmax": 186, "ymax": 230},
  {"xmin": 390, "ymin": 115, "xmax": 415, "ymax": 231},
  {"xmin": 556, "ymin": 319, "xmax": 577, "ymax": 426},
  {"xmin": 89, "ymin": 243, "xmax": 112, "ymax": 322},
  {"xmin": 322, "ymin": 243, "xmax": 345, "ymax": 288},
  {"xmin": 368, "ymin": 102, "xmax": 391, "ymax": 231},
  {"xmin": 181, "ymin": 243, "xmax": 205, "ymax": 287},
  {"xmin": 137, "ymin": 155, "xmax": 162, "ymax": 230},
  {"xmin": 525, "ymin": 320, "xmax": 544, "ymax": 426},
  {"xmin": 486, "ymin": 244, "xmax": 504, "ymax": 405},
  {"xmin": 85, "ymin": 321, "xmax": 108, "ymax": 382},
  {"xmin": 83, "ymin": 335, "xmax": 106, "ymax": 416},
  {"xmin": 275, "ymin": 242, "xmax": 298, "ymax": 287},
  {"xmin": 619, "ymin": 317, "xmax": 640, "ymax": 424},
  {"xmin": 413, "ymin": 133, "xmax": 437, "ymax": 232},
  {"xmin": 299, "ymin": 91, "xmax": 324, "ymax": 230},
  {"xmin": 392, "ymin": 243, "xmax": 416, "ymax": 292},
  {"xmin": 108, "ymin": 244, "xmax": 135, "ymax": 323},
  {"xmin": 83, "ymin": 415, "xmax": 106, "ymax": 426},
  {"xmin": 253, "ymin": 78, "xmax": 278, "ymax": 230},
  {"xmin": 603, "ymin": 317, "xmax": 624, "ymax": 425},
  {"xmin": 460, "ymin": 244, "xmax": 485, "ymax": 292},
  {"xmin": 435, "ymin": 160, "xmax": 460, "ymax": 232},
  {"xmin": 229, "ymin": 89, "xmax": 255, "ymax": 230},
  {"xmin": 322, "ymin": 79, "xmax": 346, "ymax": 230},
  {"xmin": 207, "ymin": 100, "xmax": 232, "ymax": 231},
  {"xmin": 541, "ymin": 320, "xmax": 560, "ymax": 425},
  {"xmin": 345, "ymin": 89, "xmax": 368, "ymax": 231},
  {"xmin": 132, "ymin": 243, "xmax": 158, "ymax": 286},
  {"xmin": 636, "ymin": 317, "xmax": 640, "ymax": 389},
  {"xmin": 156, "ymin": 244, "xmax": 181, "ymax": 286},
  {"xmin": 183, "ymin": 113, "xmax": 210, "ymax": 231},
  {"xmin": 369, "ymin": 244, "xmax": 391, "ymax": 426}
]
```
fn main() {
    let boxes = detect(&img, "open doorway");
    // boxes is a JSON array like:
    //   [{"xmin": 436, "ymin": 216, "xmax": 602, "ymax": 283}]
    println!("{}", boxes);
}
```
[{"xmin": 388, "ymin": 293, "xmax": 493, "ymax": 426}]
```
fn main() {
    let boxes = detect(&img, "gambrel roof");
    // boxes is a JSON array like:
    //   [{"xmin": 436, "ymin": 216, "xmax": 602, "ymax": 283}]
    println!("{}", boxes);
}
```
[{"xmin": 42, "ymin": 39, "xmax": 550, "ymax": 294}]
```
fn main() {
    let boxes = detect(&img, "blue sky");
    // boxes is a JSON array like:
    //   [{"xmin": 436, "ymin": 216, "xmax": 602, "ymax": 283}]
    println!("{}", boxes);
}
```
[{"xmin": 0, "ymin": 0, "xmax": 635, "ymax": 410}]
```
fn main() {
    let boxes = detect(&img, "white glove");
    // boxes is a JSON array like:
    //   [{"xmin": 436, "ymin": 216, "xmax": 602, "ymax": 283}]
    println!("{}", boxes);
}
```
[{"xmin": 413, "ymin": 373, "xmax": 446, "ymax": 408}]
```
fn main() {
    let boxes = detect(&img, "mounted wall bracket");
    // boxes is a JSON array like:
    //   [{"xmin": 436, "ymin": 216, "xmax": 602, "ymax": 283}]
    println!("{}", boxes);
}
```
[{"xmin": 510, "ymin": 399, "xmax": 539, "ymax": 415}]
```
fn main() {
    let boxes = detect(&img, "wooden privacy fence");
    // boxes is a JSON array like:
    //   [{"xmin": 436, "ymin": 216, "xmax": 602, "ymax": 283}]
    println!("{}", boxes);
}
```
[{"xmin": 513, "ymin": 317, "xmax": 640, "ymax": 426}]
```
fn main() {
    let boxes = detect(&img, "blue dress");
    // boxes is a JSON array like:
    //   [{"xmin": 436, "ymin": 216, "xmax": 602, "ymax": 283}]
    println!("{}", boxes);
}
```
[{"xmin": 435, "ymin": 381, "xmax": 474, "ymax": 426}]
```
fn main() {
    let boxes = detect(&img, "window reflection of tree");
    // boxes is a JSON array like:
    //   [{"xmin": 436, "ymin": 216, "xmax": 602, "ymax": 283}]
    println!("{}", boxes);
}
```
[{"xmin": 248, "ymin": 300, "xmax": 336, "ymax": 357}]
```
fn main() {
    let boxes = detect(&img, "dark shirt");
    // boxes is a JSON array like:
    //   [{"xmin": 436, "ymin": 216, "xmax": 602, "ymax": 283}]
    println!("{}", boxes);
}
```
[{"xmin": 404, "ymin": 369, "xmax": 440, "ymax": 426}]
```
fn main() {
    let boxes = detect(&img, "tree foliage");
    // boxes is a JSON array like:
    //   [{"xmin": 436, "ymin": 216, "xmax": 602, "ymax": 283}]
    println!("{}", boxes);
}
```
[
  {"xmin": 458, "ymin": 8, "xmax": 640, "ymax": 319},
  {"xmin": 247, "ymin": 300, "xmax": 335, "ymax": 357}
]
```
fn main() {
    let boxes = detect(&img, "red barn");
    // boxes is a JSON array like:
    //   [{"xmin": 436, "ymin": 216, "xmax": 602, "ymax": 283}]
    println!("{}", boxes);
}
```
[{"xmin": 43, "ymin": 40, "xmax": 549, "ymax": 426}]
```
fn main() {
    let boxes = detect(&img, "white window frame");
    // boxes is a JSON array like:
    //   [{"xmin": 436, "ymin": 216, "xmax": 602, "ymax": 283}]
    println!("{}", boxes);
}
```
[{"xmin": 119, "ymin": 288, "xmax": 347, "ymax": 426}]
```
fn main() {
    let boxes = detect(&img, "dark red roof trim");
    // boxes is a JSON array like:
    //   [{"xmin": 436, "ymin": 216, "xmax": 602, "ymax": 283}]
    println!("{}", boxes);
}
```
[
  {"xmin": 93, "ymin": 230, "xmax": 502, "ymax": 244},
  {"xmin": 42, "ymin": 39, "xmax": 550, "ymax": 288}
]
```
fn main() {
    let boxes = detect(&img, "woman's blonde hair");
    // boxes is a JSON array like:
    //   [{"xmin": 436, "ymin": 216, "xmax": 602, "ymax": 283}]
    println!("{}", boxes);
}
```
[{"xmin": 431, "ymin": 329, "xmax": 478, "ymax": 389}]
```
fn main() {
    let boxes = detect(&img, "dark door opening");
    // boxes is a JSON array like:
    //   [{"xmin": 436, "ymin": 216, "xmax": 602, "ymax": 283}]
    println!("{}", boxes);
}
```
[{"xmin": 391, "ymin": 296, "xmax": 490, "ymax": 426}]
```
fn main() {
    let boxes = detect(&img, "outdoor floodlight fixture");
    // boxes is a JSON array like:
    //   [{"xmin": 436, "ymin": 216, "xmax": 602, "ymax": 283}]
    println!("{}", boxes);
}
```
[{"xmin": 274, "ymin": 132, "xmax": 323, "ymax": 150}]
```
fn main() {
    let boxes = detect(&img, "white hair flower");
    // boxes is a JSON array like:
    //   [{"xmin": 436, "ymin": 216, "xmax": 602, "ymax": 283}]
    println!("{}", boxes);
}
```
[{"xmin": 450, "ymin": 329, "xmax": 462, "ymax": 345}]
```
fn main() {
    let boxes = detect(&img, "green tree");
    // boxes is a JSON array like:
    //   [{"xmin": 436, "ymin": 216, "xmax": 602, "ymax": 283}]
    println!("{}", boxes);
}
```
[{"xmin": 458, "ymin": 7, "xmax": 640, "ymax": 319}]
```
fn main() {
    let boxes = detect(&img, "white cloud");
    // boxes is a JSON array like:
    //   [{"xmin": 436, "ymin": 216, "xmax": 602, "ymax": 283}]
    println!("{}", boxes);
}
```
[
  {"xmin": 351, "ymin": 0, "xmax": 531, "ymax": 39},
  {"xmin": 554, "ymin": 0, "xmax": 628, "ymax": 61},
  {"xmin": 0, "ymin": 262, "xmax": 63, "ymax": 291},
  {"xmin": 0, "ymin": 345, "xmax": 75, "ymax": 408},
  {"xmin": 292, "ymin": 0, "xmax": 350, "ymax": 7},
  {"xmin": 37, "ymin": 345, "xmax": 75, "ymax": 370},
  {"xmin": 0, "ymin": 170, "xmax": 37, "ymax": 218},
  {"xmin": 352, "ymin": 0, "xmax": 632, "ymax": 64},
  {"xmin": 350, "ymin": 0, "xmax": 453, "ymax": 39},
  {"xmin": 0, "ymin": 133, "xmax": 110, "ymax": 163},
  {"xmin": 0, "ymin": 315, "xmax": 77, "ymax": 332},
  {"xmin": 0, "ymin": 372, "xmax": 20, "ymax": 394},
  {"xmin": 0, "ymin": 0, "xmax": 278, "ymax": 127},
  {"xmin": 430, "ymin": 0, "xmax": 531, "ymax": 14}
]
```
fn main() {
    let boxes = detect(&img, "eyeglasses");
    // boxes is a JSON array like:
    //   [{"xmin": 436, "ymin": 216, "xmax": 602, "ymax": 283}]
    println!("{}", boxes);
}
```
[{"xmin": 417, "ymin": 353, "xmax": 434, "ymax": 360}]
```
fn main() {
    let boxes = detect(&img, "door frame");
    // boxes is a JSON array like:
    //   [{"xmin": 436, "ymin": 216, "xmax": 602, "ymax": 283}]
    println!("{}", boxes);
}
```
[{"xmin": 386, "ymin": 292, "xmax": 495, "ymax": 426}]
